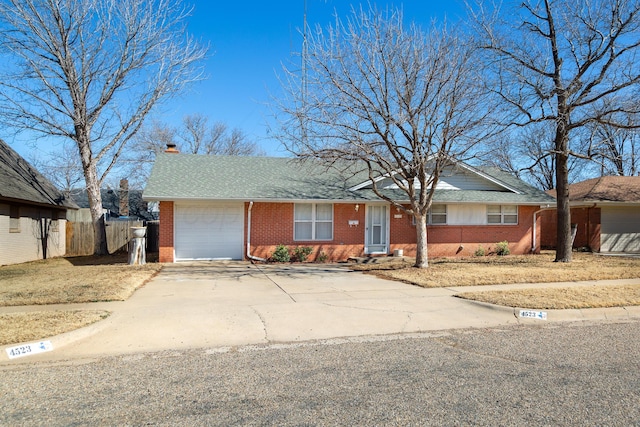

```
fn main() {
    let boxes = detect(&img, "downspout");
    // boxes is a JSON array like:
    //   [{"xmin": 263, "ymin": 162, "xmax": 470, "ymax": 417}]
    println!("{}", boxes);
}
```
[
  {"xmin": 246, "ymin": 201, "xmax": 266, "ymax": 262},
  {"xmin": 532, "ymin": 206, "xmax": 553, "ymax": 253}
]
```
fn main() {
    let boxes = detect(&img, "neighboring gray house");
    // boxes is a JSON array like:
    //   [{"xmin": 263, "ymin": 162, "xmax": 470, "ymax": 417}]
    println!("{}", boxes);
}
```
[{"xmin": 0, "ymin": 140, "xmax": 77, "ymax": 265}]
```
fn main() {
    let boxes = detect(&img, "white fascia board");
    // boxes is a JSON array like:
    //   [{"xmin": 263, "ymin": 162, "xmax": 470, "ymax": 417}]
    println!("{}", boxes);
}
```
[
  {"xmin": 348, "ymin": 173, "xmax": 394, "ymax": 191},
  {"xmin": 456, "ymin": 163, "xmax": 522, "ymax": 194}
]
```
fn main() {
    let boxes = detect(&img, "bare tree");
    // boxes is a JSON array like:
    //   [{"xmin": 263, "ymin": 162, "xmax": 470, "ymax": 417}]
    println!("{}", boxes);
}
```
[
  {"xmin": 275, "ymin": 6, "xmax": 495, "ymax": 268},
  {"xmin": 0, "ymin": 0, "xmax": 207, "ymax": 254},
  {"xmin": 124, "ymin": 114, "xmax": 264, "ymax": 186},
  {"xmin": 471, "ymin": 0, "xmax": 640, "ymax": 262},
  {"xmin": 29, "ymin": 142, "xmax": 85, "ymax": 198},
  {"xmin": 177, "ymin": 114, "xmax": 263, "ymax": 156},
  {"xmin": 487, "ymin": 123, "xmax": 587, "ymax": 190},
  {"xmin": 589, "ymin": 114, "xmax": 640, "ymax": 176}
]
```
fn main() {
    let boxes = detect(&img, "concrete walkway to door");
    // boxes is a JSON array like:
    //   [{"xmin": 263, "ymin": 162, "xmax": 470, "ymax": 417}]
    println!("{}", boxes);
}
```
[{"xmin": 2, "ymin": 262, "xmax": 639, "ymax": 363}]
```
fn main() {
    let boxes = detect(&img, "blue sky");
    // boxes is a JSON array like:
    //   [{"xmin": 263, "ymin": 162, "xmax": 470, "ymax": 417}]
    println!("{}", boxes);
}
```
[
  {"xmin": 6, "ymin": 1, "xmax": 466, "ymax": 162},
  {"xmin": 161, "ymin": 0, "xmax": 467, "ymax": 156}
]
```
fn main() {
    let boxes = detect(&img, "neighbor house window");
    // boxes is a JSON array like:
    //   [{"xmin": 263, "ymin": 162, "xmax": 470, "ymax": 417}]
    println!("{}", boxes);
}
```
[
  {"xmin": 412, "ymin": 204, "xmax": 447, "ymax": 225},
  {"xmin": 487, "ymin": 205, "xmax": 518, "ymax": 224},
  {"xmin": 9, "ymin": 205, "xmax": 20, "ymax": 232},
  {"xmin": 294, "ymin": 203, "xmax": 333, "ymax": 240}
]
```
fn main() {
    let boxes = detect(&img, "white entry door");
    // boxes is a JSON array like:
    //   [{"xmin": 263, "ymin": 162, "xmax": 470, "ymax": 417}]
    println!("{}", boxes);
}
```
[{"xmin": 365, "ymin": 205, "xmax": 388, "ymax": 254}]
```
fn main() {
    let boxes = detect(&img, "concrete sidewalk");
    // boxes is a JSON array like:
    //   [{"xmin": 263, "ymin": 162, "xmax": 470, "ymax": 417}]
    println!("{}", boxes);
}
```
[{"xmin": 2, "ymin": 262, "xmax": 639, "ymax": 364}]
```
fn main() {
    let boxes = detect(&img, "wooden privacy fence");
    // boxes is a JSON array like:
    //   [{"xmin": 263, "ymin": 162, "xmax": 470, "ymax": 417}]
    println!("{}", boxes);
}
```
[{"xmin": 66, "ymin": 215, "xmax": 154, "ymax": 256}]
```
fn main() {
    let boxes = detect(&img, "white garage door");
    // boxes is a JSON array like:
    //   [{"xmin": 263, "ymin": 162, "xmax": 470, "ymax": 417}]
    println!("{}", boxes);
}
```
[
  {"xmin": 601, "ymin": 206, "xmax": 640, "ymax": 252},
  {"xmin": 175, "ymin": 202, "xmax": 244, "ymax": 260}
]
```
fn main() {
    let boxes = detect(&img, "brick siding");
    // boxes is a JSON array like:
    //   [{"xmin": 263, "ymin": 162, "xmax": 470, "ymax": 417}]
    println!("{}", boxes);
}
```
[
  {"xmin": 540, "ymin": 206, "xmax": 601, "ymax": 251},
  {"xmin": 158, "ymin": 201, "xmax": 174, "ymax": 262},
  {"xmin": 159, "ymin": 201, "xmax": 542, "ymax": 263}
]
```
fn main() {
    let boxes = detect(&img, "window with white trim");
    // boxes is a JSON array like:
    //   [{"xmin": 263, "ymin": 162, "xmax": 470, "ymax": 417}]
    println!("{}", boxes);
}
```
[
  {"xmin": 487, "ymin": 205, "xmax": 518, "ymax": 224},
  {"xmin": 294, "ymin": 203, "xmax": 333, "ymax": 240},
  {"xmin": 412, "ymin": 204, "xmax": 447, "ymax": 225}
]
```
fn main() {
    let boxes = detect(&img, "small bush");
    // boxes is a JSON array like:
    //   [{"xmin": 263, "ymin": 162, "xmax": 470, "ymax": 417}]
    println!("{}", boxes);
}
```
[
  {"xmin": 317, "ymin": 251, "xmax": 329, "ymax": 263},
  {"xmin": 292, "ymin": 246, "xmax": 313, "ymax": 262},
  {"xmin": 495, "ymin": 241, "xmax": 510, "ymax": 256},
  {"xmin": 474, "ymin": 246, "xmax": 486, "ymax": 257},
  {"xmin": 270, "ymin": 244, "xmax": 290, "ymax": 262}
]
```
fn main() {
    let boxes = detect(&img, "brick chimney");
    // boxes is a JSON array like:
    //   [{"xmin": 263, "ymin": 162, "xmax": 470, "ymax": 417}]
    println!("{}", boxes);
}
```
[
  {"xmin": 119, "ymin": 178, "xmax": 129, "ymax": 217},
  {"xmin": 165, "ymin": 142, "xmax": 179, "ymax": 153}
]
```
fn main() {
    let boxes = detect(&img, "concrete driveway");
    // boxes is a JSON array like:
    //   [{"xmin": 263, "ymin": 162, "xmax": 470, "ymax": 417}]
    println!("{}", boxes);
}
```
[{"xmin": 4, "ymin": 262, "xmax": 639, "ymax": 362}]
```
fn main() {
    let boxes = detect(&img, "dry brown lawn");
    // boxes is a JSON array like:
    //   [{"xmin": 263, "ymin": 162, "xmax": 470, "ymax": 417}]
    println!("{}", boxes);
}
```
[
  {"xmin": 0, "ymin": 254, "xmax": 161, "ymax": 346},
  {"xmin": 456, "ymin": 284, "xmax": 640, "ymax": 310},
  {"xmin": 358, "ymin": 252, "xmax": 640, "ymax": 288},
  {"xmin": 0, "ymin": 254, "xmax": 162, "ymax": 306},
  {"xmin": 0, "ymin": 310, "xmax": 110, "ymax": 346}
]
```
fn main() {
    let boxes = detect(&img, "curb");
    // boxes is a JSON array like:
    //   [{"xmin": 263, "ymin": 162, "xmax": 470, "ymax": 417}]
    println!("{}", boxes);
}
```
[
  {"xmin": 0, "ymin": 313, "xmax": 113, "ymax": 363},
  {"xmin": 459, "ymin": 297, "xmax": 640, "ymax": 323}
]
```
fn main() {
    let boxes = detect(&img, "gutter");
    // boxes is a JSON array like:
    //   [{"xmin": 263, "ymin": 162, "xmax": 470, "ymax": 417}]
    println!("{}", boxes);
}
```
[{"xmin": 246, "ymin": 201, "xmax": 266, "ymax": 262}]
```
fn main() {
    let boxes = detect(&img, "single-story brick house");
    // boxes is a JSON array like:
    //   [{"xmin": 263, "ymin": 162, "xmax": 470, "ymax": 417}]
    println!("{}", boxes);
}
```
[
  {"xmin": 542, "ymin": 176, "xmax": 640, "ymax": 253},
  {"xmin": 143, "ymin": 151, "xmax": 556, "ymax": 263},
  {"xmin": 0, "ymin": 140, "xmax": 77, "ymax": 265}
]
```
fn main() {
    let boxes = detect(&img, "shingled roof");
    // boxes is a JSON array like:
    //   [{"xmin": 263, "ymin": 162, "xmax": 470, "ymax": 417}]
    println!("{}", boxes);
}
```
[
  {"xmin": 0, "ymin": 140, "xmax": 76, "ymax": 209},
  {"xmin": 143, "ymin": 153, "xmax": 555, "ymax": 205},
  {"xmin": 548, "ymin": 176, "xmax": 640, "ymax": 203}
]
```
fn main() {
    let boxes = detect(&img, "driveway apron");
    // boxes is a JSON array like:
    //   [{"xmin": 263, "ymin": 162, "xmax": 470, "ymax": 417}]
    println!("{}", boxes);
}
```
[{"xmin": 4, "ymin": 262, "xmax": 639, "ymax": 362}]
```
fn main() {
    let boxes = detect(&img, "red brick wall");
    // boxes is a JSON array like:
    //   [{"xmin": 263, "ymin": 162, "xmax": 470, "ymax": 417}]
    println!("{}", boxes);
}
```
[
  {"xmin": 247, "ymin": 203, "xmax": 541, "ymax": 261},
  {"xmin": 158, "ymin": 201, "xmax": 543, "ymax": 263},
  {"xmin": 540, "ymin": 207, "xmax": 601, "ymax": 251},
  {"xmin": 246, "ymin": 202, "xmax": 367, "ymax": 261},
  {"xmin": 158, "ymin": 201, "xmax": 174, "ymax": 262},
  {"xmin": 389, "ymin": 205, "xmax": 540, "ymax": 257}
]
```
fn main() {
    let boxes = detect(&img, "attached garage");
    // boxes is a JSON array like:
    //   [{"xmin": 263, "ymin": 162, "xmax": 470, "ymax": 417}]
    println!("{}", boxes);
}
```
[
  {"xmin": 601, "ymin": 206, "xmax": 640, "ymax": 253},
  {"xmin": 174, "ymin": 202, "xmax": 244, "ymax": 260}
]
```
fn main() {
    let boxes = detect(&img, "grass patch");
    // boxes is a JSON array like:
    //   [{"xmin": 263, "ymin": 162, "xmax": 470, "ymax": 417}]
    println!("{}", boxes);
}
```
[
  {"xmin": 0, "ymin": 255, "xmax": 162, "ymax": 306},
  {"xmin": 0, "ymin": 310, "xmax": 110, "ymax": 346},
  {"xmin": 361, "ymin": 252, "xmax": 640, "ymax": 288},
  {"xmin": 457, "ymin": 284, "xmax": 640, "ymax": 310}
]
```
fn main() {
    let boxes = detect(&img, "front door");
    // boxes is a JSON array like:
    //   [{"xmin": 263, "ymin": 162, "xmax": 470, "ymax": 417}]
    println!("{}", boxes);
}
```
[{"xmin": 365, "ymin": 205, "xmax": 388, "ymax": 254}]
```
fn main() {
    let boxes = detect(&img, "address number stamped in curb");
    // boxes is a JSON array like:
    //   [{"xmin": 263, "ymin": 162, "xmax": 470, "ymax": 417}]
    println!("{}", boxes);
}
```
[
  {"xmin": 6, "ymin": 341, "xmax": 53, "ymax": 359},
  {"xmin": 519, "ymin": 310, "xmax": 547, "ymax": 320}
]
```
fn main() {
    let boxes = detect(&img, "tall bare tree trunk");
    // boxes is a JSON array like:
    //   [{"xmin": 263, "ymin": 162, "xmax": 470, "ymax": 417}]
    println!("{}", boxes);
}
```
[
  {"xmin": 415, "ymin": 214, "xmax": 428, "ymax": 268},
  {"xmin": 554, "ymin": 117, "xmax": 572, "ymax": 262}
]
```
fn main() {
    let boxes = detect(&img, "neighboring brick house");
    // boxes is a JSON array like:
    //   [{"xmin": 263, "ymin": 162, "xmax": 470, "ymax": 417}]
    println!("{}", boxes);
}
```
[
  {"xmin": 542, "ymin": 176, "xmax": 640, "ymax": 253},
  {"xmin": 0, "ymin": 140, "xmax": 77, "ymax": 265},
  {"xmin": 143, "ymin": 152, "xmax": 556, "ymax": 263}
]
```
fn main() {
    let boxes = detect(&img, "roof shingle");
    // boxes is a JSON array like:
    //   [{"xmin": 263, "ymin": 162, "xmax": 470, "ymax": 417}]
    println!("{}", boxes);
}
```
[
  {"xmin": 143, "ymin": 153, "xmax": 555, "ymax": 205},
  {"xmin": 0, "ymin": 140, "xmax": 76, "ymax": 209}
]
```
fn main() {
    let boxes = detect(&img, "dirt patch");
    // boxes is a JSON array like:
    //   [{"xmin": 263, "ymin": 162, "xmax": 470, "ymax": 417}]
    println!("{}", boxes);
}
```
[
  {"xmin": 0, "ymin": 310, "xmax": 110, "ymax": 346},
  {"xmin": 456, "ymin": 284, "xmax": 640, "ymax": 310},
  {"xmin": 0, "ymin": 255, "xmax": 162, "ymax": 306}
]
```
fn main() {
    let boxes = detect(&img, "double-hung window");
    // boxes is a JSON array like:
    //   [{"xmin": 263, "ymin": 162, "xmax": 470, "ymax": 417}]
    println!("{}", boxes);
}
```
[
  {"xmin": 413, "ymin": 204, "xmax": 447, "ymax": 225},
  {"xmin": 294, "ymin": 203, "xmax": 333, "ymax": 240},
  {"xmin": 487, "ymin": 205, "xmax": 518, "ymax": 224},
  {"xmin": 428, "ymin": 204, "xmax": 447, "ymax": 224}
]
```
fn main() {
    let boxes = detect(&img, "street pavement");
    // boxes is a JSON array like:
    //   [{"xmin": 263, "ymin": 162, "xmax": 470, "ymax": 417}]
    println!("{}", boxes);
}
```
[{"xmin": 1, "ymin": 261, "xmax": 640, "ymax": 364}]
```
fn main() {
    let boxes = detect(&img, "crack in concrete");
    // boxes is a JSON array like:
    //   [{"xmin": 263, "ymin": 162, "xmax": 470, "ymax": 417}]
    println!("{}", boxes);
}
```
[{"xmin": 250, "ymin": 306, "xmax": 269, "ymax": 343}]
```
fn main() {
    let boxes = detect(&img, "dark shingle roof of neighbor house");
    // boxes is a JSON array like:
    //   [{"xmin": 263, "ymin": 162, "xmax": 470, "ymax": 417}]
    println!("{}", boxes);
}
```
[
  {"xmin": 143, "ymin": 153, "xmax": 555, "ymax": 205},
  {"xmin": 0, "ymin": 139, "xmax": 77, "ymax": 209},
  {"xmin": 547, "ymin": 176, "xmax": 640, "ymax": 203}
]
